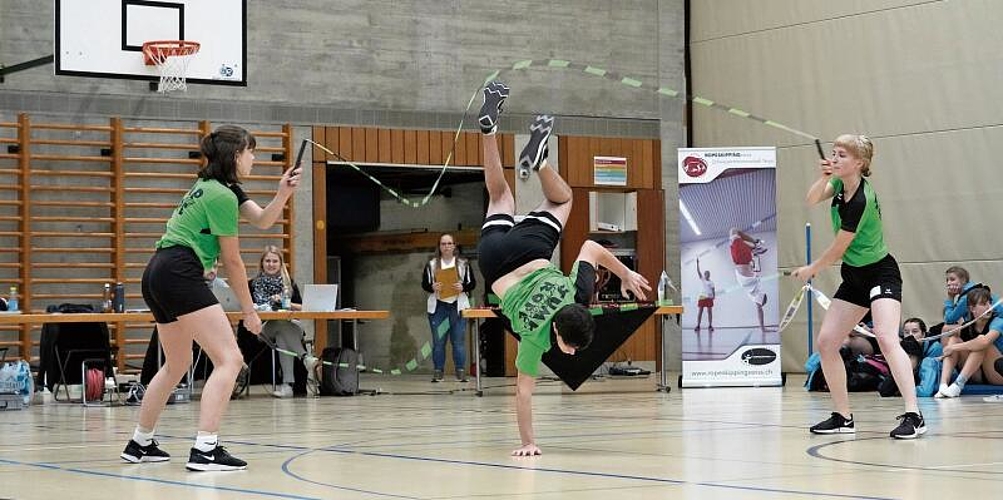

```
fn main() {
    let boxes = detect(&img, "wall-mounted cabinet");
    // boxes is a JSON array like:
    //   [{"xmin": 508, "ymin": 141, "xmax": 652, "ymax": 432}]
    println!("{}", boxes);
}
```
[{"xmin": 589, "ymin": 191, "xmax": 637, "ymax": 233}]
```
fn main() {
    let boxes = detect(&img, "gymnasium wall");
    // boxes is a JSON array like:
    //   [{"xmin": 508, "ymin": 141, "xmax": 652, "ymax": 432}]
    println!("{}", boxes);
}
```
[
  {"xmin": 1, "ymin": 1, "xmax": 678, "ymax": 135},
  {"xmin": 1, "ymin": 1, "xmax": 687, "ymax": 370},
  {"xmin": 690, "ymin": 0, "xmax": 1003, "ymax": 371}
]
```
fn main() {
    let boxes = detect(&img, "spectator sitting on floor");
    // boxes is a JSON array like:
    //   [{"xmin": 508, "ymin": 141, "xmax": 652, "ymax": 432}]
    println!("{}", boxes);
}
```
[{"xmin": 936, "ymin": 287, "xmax": 1003, "ymax": 398}]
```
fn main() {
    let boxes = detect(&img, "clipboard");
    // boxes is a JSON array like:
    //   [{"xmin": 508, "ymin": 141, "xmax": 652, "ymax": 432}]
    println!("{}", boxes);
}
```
[{"xmin": 435, "ymin": 266, "xmax": 460, "ymax": 299}]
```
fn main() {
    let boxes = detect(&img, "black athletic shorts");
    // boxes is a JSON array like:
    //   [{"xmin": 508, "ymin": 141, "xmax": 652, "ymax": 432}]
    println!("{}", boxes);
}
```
[
  {"xmin": 833, "ymin": 254, "xmax": 902, "ymax": 308},
  {"xmin": 477, "ymin": 211, "xmax": 563, "ymax": 291},
  {"xmin": 142, "ymin": 246, "xmax": 219, "ymax": 324}
]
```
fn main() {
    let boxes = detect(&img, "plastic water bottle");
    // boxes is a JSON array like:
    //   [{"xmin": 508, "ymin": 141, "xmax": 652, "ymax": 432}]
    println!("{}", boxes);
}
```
[
  {"xmin": 281, "ymin": 285, "xmax": 292, "ymax": 310},
  {"xmin": 8, "ymin": 286, "xmax": 18, "ymax": 312},
  {"xmin": 657, "ymin": 271, "xmax": 673, "ymax": 306},
  {"xmin": 113, "ymin": 282, "xmax": 125, "ymax": 313},
  {"xmin": 102, "ymin": 283, "xmax": 113, "ymax": 313}
]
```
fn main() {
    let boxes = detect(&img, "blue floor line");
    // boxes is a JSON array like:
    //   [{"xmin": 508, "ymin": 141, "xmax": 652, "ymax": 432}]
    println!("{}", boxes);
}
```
[
  {"xmin": 0, "ymin": 456, "xmax": 324, "ymax": 500},
  {"xmin": 280, "ymin": 450, "xmax": 423, "ymax": 500},
  {"xmin": 315, "ymin": 448, "xmax": 898, "ymax": 500}
]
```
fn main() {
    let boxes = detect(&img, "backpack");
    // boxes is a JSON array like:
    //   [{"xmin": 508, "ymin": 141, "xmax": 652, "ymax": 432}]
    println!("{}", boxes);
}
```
[
  {"xmin": 805, "ymin": 351, "xmax": 889, "ymax": 393},
  {"xmin": 804, "ymin": 352, "xmax": 827, "ymax": 391},
  {"xmin": 319, "ymin": 347, "xmax": 359, "ymax": 396},
  {"xmin": 847, "ymin": 354, "xmax": 889, "ymax": 392}
]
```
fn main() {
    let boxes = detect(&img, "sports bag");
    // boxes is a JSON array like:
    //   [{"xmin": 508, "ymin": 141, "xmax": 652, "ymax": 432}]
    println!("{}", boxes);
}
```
[{"xmin": 319, "ymin": 347, "xmax": 359, "ymax": 396}]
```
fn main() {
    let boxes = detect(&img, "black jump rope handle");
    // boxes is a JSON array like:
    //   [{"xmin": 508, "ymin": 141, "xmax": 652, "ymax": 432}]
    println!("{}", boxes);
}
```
[
  {"xmin": 293, "ymin": 139, "xmax": 307, "ymax": 171},
  {"xmin": 814, "ymin": 139, "xmax": 826, "ymax": 161},
  {"xmin": 283, "ymin": 139, "xmax": 308, "ymax": 186}
]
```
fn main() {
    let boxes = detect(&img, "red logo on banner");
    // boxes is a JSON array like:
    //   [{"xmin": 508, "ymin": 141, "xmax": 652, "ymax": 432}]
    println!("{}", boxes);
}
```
[{"xmin": 682, "ymin": 156, "xmax": 708, "ymax": 178}]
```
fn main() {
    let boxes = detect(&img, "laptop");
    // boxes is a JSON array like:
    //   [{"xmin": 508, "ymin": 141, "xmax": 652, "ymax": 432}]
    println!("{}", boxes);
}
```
[
  {"xmin": 301, "ymin": 284, "xmax": 339, "ymax": 312},
  {"xmin": 210, "ymin": 279, "xmax": 242, "ymax": 312}
]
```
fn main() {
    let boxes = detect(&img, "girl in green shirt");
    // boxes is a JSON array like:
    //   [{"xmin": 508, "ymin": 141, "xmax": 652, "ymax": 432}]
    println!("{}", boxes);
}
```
[
  {"xmin": 794, "ymin": 134, "xmax": 925, "ymax": 440},
  {"xmin": 121, "ymin": 125, "xmax": 302, "ymax": 470}
]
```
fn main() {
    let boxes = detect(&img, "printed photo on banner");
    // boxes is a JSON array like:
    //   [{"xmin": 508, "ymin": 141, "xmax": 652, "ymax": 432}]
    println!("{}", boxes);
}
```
[{"xmin": 678, "ymin": 147, "xmax": 782, "ymax": 388}]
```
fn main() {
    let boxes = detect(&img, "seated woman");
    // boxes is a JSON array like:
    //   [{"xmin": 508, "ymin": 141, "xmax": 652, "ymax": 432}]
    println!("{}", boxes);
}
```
[
  {"xmin": 901, "ymin": 318, "xmax": 937, "ymax": 369},
  {"xmin": 843, "ymin": 333, "xmax": 878, "ymax": 357},
  {"xmin": 893, "ymin": 317, "xmax": 943, "ymax": 397},
  {"xmin": 943, "ymin": 266, "xmax": 1002, "ymax": 325},
  {"xmin": 936, "ymin": 287, "xmax": 1003, "ymax": 398},
  {"xmin": 840, "ymin": 313, "xmax": 880, "ymax": 358},
  {"xmin": 251, "ymin": 245, "xmax": 318, "ymax": 397}
]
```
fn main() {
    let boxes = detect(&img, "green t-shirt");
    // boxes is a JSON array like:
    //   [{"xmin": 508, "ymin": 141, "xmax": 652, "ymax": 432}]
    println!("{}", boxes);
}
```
[
  {"xmin": 156, "ymin": 178, "xmax": 242, "ymax": 271},
  {"xmin": 829, "ymin": 177, "xmax": 888, "ymax": 267},
  {"xmin": 501, "ymin": 261, "xmax": 589, "ymax": 377}
]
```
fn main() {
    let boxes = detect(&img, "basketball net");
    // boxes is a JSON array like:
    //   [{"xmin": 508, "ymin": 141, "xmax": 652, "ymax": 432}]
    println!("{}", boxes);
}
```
[{"xmin": 143, "ymin": 41, "xmax": 200, "ymax": 93}]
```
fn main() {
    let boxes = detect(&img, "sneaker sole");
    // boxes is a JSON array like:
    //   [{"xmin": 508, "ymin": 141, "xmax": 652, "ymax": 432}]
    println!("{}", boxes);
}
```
[
  {"xmin": 478, "ymin": 83, "xmax": 509, "ymax": 133},
  {"xmin": 809, "ymin": 427, "xmax": 855, "ymax": 435},
  {"xmin": 121, "ymin": 453, "xmax": 170, "ymax": 463},
  {"xmin": 518, "ymin": 116, "xmax": 554, "ymax": 172},
  {"xmin": 892, "ymin": 425, "xmax": 927, "ymax": 440},
  {"xmin": 185, "ymin": 462, "xmax": 247, "ymax": 472}
]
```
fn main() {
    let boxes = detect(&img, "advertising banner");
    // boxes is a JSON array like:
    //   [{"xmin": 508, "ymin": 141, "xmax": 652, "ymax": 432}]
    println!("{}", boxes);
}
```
[{"xmin": 678, "ymin": 147, "xmax": 781, "ymax": 387}]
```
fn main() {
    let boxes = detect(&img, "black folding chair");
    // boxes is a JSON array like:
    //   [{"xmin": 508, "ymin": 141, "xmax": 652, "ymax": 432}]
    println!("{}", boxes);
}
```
[{"xmin": 40, "ymin": 320, "xmax": 117, "ymax": 404}]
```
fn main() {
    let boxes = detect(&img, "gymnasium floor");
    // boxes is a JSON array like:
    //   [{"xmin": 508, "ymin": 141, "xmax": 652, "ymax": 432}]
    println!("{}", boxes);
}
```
[{"xmin": 2, "ymin": 374, "xmax": 1002, "ymax": 500}]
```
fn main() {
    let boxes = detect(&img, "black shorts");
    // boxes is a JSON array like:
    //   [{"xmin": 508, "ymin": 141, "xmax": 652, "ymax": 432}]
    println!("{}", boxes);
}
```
[
  {"xmin": 477, "ymin": 211, "xmax": 563, "ymax": 291},
  {"xmin": 142, "ymin": 246, "xmax": 219, "ymax": 324},
  {"xmin": 833, "ymin": 254, "xmax": 902, "ymax": 308}
]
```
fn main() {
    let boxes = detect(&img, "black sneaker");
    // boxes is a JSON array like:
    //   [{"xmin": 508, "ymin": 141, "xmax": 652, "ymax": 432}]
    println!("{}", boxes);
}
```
[
  {"xmin": 809, "ymin": 412, "xmax": 855, "ymax": 434},
  {"xmin": 120, "ymin": 439, "xmax": 171, "ymax": 463},
  {"xmin": 518, "ymin": 115, "xmax": 555, "ymax": 174},
  {"xmin": 890, "ymin": 412, "xmax": 927, "ymax": 439},
  {"xmin": 478, "ymin": 81, "xmax": 510, "ymax": 135},
  {"xmin": 186, "ymin": 444, "xmax": 247, "ymax": 471}
]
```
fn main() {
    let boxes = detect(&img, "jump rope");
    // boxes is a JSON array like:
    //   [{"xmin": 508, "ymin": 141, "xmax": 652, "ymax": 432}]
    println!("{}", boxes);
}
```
[
  {"xmin": 258, "ymin": 58, "xmax": 943, "ymax": 381},
  {"xmin": 776, "ymin": 276, "xmax": 1003, "ymax": 344}
]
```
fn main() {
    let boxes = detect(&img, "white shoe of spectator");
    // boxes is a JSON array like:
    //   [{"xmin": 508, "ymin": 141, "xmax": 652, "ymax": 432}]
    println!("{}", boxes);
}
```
[
  {"xmin": 934, "ymin": 384, "xmax": 950, "ymax": 398},
  {"xmin": 272, "ymin": 384, "xmax": 293, "ymax": 398},
  {"xmin": 942, "ymin": 383, "xmax": 963, "ymax": 398}
]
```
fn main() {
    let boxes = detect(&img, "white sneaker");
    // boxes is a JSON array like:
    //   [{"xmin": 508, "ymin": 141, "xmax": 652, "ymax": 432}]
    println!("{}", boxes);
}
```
[
  {"xmin": 271, "ymin": 384, "xmax": 293, "ymax": 398},
  {"xmin": 942, "ymin": 383, "xmax": 963, "ymax": 398},
  {"xmin": 983, "ymin": 394, "xmax": 1003, "ymax": 402},
  {"xmin": 934, "ymin": 384, "xmax": 950, "ymax": 398},
  {"xmin": 304, "ymin": 356, "xmax": 320, "ymax": 396}
]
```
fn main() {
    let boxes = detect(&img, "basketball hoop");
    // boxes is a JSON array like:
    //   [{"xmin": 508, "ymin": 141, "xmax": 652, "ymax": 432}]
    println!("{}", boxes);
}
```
[{"xmin": 142, "ymin": 40, "xmax": 200, "ymax": 93}]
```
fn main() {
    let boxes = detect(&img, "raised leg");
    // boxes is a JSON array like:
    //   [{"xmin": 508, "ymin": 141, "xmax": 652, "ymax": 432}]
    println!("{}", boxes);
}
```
[{"xmin": 479, "ymin": 82, "xmax": 514, "ymax": 218}]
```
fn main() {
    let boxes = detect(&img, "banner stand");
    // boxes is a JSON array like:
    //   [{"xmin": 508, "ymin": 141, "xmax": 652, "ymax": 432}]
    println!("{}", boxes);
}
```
[{"xmin": 677, "ymin": 147, "xmax": 782, "ymax": 388}]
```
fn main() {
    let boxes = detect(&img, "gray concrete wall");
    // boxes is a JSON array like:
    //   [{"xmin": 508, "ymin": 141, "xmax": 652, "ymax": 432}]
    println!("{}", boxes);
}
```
[{"xmin": 2, "ymin": 0, "xmax": 677, "ymax": 137}]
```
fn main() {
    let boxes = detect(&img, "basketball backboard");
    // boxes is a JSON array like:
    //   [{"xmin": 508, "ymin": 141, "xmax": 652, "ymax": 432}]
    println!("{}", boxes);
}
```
[{"xmin": 54, "ymin": 0, "xmax": 246, "ymax": 87}]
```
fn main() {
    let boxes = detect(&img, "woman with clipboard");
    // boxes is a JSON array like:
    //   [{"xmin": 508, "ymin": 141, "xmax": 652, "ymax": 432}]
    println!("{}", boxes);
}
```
[{"xmin": 421, "ymin": 233, "xmax": 476, "ymax": 382}]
